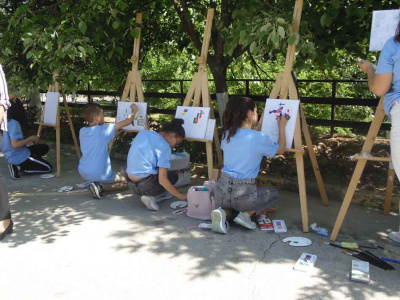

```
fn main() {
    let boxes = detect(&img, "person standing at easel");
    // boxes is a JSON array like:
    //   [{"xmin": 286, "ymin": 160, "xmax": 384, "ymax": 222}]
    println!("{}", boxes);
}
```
[
  {"xmin": 359, "ymin": 20, "xmax": 400, "ymax": 243},
  {"xmin": 0, "ymin": 64, "xmax": 13, "ymax": 241}
]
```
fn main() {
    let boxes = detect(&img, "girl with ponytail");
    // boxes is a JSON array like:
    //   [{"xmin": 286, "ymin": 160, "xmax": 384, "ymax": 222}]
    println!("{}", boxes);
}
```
[
  {"xmin": 211, "ymin": 97, "xmax": 287, "ymax": 234},
  {"xmin": 126, "ymin": 119, "xmax": 187, "ymax": 211}
]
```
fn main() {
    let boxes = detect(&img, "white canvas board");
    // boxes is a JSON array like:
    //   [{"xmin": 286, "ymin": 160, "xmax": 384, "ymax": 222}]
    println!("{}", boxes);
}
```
[
  {"xmin": 204, "ymin": 119, "xmax": 216, "ymax": 141},
  {"xmin": 370, "ymin": 10, "xmax": 400, "ymax": 51},
  {"xmin": 175, "ymin": 106, "xmax": 210, "ymax": 139},
  {"xmin": 261, "ymin": 99, "xmax": 300, "ymax": 149},
  {"xmin": 116, "ymin": 101, "xmax": 147, "ymax": 131},
  {"xmin": 43, "ymin": 92, "xmax": 60, "ymax": 126}
]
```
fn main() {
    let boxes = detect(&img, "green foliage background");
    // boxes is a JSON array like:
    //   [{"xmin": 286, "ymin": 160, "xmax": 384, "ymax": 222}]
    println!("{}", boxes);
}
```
[{"xmin": 1, "ymin": 0, "xmax": 400, "ymax": 141}]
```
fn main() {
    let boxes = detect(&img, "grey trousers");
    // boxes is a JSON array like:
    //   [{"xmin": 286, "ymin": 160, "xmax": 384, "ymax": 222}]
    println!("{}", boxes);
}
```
[
  {"xmin": 0, "ymin": 176, "xmax": 11, "ymax": 221},
  {"xmin": 215, "ymin": 172, "xmax": 279, "ymax": 214},
  {"xmin": 127, "ymin": 171, "xmax": 178, "ymax": 197}
]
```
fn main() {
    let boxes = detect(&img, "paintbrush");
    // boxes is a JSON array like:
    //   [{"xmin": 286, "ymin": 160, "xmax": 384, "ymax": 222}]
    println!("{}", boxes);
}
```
[
  {"xmin": 371, "ymin": 243, "xmax": 384, "ymax": 249},
  {"xmin": 327, "ymin": 242, "xmax": 393, "ymax": 270},
  {"xmin": 365, "ymin": 250, "xmax": 395, "ymax": 270}
]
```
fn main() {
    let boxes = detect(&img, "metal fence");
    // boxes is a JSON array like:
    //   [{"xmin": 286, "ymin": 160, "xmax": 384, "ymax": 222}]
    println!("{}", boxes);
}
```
[{"xmin": 61, "ymin": 78, "xmax": 389, "ymax": 136}]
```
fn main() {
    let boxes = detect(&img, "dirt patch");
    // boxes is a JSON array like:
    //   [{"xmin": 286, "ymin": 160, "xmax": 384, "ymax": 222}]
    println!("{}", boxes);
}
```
[{"xmin": 259, "ymin": 136, "xmax": 398, "ymax": 195}]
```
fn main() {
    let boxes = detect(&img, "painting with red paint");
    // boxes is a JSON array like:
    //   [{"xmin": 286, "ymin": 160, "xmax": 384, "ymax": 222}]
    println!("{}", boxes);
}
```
[{"xmin": 261, "ymin": 99, "xmax": 300, "ymax": 148}]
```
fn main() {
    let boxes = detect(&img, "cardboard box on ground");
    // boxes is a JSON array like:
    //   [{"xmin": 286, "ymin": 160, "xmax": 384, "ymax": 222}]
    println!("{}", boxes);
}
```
[{"xmin": 169, "ymin": 152, "xmax": 191, "ymax": 188}]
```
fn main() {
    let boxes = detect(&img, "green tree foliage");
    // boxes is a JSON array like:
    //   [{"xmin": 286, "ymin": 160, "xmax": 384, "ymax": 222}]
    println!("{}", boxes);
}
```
[
  {"xmin": 0, "ymin": 0, "xmax": 303, "ymax": 95},
  {"xmin": 1, "ymin": 0, "xmax": 400, "ymax": 137},
  {"xmin": 0, "ymin": 0, "xmax": 190, "ymax": 94}
]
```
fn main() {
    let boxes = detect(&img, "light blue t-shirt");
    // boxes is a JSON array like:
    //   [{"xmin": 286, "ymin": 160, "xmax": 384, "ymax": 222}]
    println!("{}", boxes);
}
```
[
  {"xmin": 376, "ymin": 37, "xmax": 400, "ymax": 115},
  {"xmin": 1, "ymin": 119, "xmax": 31, "ymax": 165},
  {"xmin": 221, "ymin": 129, "xmax": 278, "ymax": 179},
  {"xmin": 78, "ymin": 124, "xmax": 116, "ymax": 183},
  {"xmin": 126, "ymin": 130, "xmax": 171, "ymax": 178}
]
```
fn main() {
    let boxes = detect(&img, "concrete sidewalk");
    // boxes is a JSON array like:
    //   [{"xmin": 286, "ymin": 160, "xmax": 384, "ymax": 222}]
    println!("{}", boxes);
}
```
[{"xmin": 0, "ymin": 146, "xmax": 400, "ymax": 300}]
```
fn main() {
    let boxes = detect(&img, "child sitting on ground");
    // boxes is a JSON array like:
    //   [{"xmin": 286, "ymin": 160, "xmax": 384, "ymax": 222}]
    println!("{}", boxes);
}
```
[
  {"xmin": 211, "ymin": 96, "xmax": 287, "ymax": 234},
  {"xmin": 2, "ymin": 98, "xmax": 52, "ymax": 179},
  {"xmin": 78, "ymin": 103, "xmax": 138, "ymax": 199},
  {"xmin": 126, "ymin": 119, "xmax": 187, "ymax": 211}
]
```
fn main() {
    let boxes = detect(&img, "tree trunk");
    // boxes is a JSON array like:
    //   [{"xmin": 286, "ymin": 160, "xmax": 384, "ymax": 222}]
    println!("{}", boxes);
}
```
[
  {"xmin": 209, "ymin": 65, "xmax": 229, "ymax": 123},
  {"xmin": 28, "ymin": 88, "xmax": 43, "ymax": 123}
]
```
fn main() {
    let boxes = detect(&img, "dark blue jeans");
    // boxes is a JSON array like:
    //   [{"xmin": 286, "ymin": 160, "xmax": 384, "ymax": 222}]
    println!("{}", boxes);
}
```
[{"xmin": 127, "ymin": 171, "xmax": 178, "ymax": 197}]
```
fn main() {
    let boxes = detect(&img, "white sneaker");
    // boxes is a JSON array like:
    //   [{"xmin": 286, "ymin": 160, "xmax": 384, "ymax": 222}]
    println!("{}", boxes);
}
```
[
  {"xmin": 211, "ymin": 208, "xmax": 229, "ymax": 234},
  {"xmin": 141, "ymin": 195, "xmax": 159, "ymax": 211},
  {"xmin": 388, "ymin": 231, "xmax": 400, "ymax": 243},
  {"xmin": 156, "ymin": 191, "xmax": 174, "ymax": 203},
  {"xmin": 234, "ymin": 212, "xmax": 256, "ymax": 230}
]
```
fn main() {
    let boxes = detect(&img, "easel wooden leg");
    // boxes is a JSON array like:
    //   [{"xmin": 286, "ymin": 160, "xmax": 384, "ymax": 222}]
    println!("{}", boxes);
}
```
[
  {"xmin": 206, "ymin": 141, "xmax": 213, "ymax": 181},
  {"xmin": 330, "ymin": 160, "xmax": 367, "ymax": 241},
  {"xmin": 37, "ymin": 124, "xmax": 44, "ymax": 140},
  {"xmin": 213, "ymin": 127, "xmax": 223, "ymax": 165},
  {"xmin": 300, "ymin": 106, "xmax": 329, "ymax": 206},
  {"xmin": 56, "ymin": 122, "xmax": 61, "ymax": 178},
  {"xmin": 384, "ymin": 167, "xmax": 395, "ymax": 215},
  {"xmin": 121, "ymin": 71, "xmax": 133, "ymax": 102},
  {"xmin": 296, "ymin": 152, "xmax": 308, "ymax": 232},
  {"xmin": 293, "ymin": 114, "xmax": 309, "ymax": 232},
  {"xmin": 61, "ymin": 88, "xmax": 81, "ymax": 158},
  {"xmin": 330, "ymin": 97, "xmax": 387, "ymax": 240}
]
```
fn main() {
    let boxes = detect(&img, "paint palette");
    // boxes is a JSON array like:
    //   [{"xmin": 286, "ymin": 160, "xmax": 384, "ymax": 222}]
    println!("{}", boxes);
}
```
[
  {"xmin": 283, "ymin": 237, "xmax": 312, "ymax": 247},
  {"xmin": 41, "ymin": 174, "xmax": 55, "ymax": 179},
  {"xmin": 57, "ymin": 186, "xmax": 74, "ymax": 193},
  {"xmin": 170, "ymin": 201, "xmax": 188, "ymax": 209}
]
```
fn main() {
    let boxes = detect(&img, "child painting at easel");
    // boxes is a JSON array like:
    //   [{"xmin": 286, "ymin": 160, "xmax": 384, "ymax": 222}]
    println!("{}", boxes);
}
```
[
  {"xmin": 78, "ymin": 103, "xmax": 138, "ymax": 199},
  {"xmin": 2, "ymin": 98, "xmax": 52, "ymax": 179},
  {"xmin": 211, "ymin": 96, "xmax": 287, "ymax": 234}
]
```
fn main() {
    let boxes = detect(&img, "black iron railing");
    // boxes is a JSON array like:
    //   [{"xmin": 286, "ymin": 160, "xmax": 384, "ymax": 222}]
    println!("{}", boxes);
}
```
[{"xmin": 52, "ymin": 78, "xmax": 389, "ymax": 136}]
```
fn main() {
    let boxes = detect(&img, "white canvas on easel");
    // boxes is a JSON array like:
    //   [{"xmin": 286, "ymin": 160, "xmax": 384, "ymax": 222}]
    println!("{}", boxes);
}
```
[
  {"xmin": 261, "ymin": 99, "xmax": 300, "ymax": 149},
  {"xmin": 370, "ymin": 9, "xmax": 400, "ymax": 51},
  {"xmin": 116, "ymin": 101, "xmax": 147, "ymax": 131},
  {"xmin": 175, "ymin": 106, "xmax": 210, "ymax": 139},
  {"xmin": 43, "ymin": 92, "xmax": 60, "ymax": 126}
]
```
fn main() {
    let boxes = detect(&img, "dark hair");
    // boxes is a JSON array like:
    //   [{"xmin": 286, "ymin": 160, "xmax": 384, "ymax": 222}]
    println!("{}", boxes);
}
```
[
  {"xmin": 221, "ymin": 96, "xmax": 256, "ymax": 143},
  {"xmin": 8, "ymin": 98, "xmax": 29, "ymax": 129},
  {"xmin": 160, "ymin": 118, "xmax": 185, "ymax": 139},
  {"xmin": 396, "ymin": 20, "xmax": 400, "ymax": 43},
  {"xmin": 82, "ymin": 103, "xmax": 103, "ymax": 123}
]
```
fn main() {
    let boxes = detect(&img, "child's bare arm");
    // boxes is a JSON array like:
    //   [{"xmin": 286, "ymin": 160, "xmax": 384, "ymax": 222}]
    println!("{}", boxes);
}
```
[
  {"xmin": 115, "ymin": 104, "xmax": 139, "ymax": 131},
  {"xmin": 158, "ymin": 167, "xmax": 187, "ymax": 200},
  {"xmin": 11, "ymin": 135, "xmax": 38, "ymax": 149}
]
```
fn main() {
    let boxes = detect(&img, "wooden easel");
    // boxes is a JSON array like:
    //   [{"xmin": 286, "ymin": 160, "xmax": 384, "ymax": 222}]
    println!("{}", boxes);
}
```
[
  {"xmin": 182, "ymin": 8, "xmax": 222, "ymax": 180},
  {"xmin": 37, "ymin": 73, "xmax": 81, "ymax": 177},
  {"xmin": 109, "ymin": 13, "xmax": 147, "ymax": 152},
  {"xmin": 258, "ymin": 0, "xmax": 329, "ymax": 232},
  {"xmin": 330, "ymin": 97, "xmax": 395, "ymax": 241},
  {"xmin": 120, "ymin": 13, "xmax": 145, "ymax": 106}
]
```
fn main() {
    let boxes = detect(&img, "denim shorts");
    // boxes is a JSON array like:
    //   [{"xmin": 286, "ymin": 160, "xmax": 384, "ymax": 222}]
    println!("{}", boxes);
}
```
[{"xmin": 215, "ymin": 172, "xmax": 279, "ymax": 213}]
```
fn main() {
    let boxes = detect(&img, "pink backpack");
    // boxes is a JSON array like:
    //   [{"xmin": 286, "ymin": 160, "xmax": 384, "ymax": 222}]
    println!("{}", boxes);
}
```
[{"xmin": 186, "ymin": 186, "xmax": 216, "ymax": 220}]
